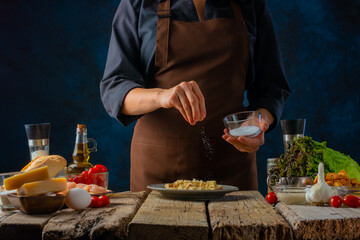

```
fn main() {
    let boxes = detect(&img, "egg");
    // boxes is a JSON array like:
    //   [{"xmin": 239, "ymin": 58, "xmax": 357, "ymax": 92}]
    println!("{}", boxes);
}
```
[{"xmin": 65, "ymin": 188, "xmax": 91, "ymax": 210}]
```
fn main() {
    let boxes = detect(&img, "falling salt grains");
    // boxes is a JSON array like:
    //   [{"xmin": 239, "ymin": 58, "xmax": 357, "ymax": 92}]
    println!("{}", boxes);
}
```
[
  {"xmin": 199, "ymin": 125, "xmax": 214, "ymax": 160},
  {"xmin": 199, "ymin": 125, "xmax": 215, "ymax": 180}
]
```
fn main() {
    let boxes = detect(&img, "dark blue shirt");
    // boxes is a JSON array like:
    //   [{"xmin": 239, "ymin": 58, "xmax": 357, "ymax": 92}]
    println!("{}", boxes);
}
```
[{"xmin": 100, "ymin": 0, "xmax": 291, "ymax": 131}]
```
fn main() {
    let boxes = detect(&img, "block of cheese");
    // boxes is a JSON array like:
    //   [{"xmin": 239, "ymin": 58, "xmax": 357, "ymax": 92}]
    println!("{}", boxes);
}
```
[
  {"xmin": 17, "ymin": 178, "xmax": 68, "ymax": 197},
  {"xmin": 4, "ymin": 166, "xmax": 50, "ymax": 190}
]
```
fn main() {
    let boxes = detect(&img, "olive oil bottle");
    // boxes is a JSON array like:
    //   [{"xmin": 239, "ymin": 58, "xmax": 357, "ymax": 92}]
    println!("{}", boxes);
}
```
[{"xmin": 67, "ymin": 124, "xmax": 97, "ymax": 174}]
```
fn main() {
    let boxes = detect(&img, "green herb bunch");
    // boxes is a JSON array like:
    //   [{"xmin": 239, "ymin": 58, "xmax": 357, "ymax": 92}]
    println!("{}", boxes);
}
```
[{"xmin": 269, "ymin": 136, "xmax": 360, "ymax": 181}]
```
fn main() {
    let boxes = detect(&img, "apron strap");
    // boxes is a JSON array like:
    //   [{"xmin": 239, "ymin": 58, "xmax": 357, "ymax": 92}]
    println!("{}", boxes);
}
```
[
  {"xmin": 155, "ymin": 0, "xmax": 171, "ymax": 67},
  {"xmin": 230, "ymin": 0, "xmax": 246, "ymax": 25}
]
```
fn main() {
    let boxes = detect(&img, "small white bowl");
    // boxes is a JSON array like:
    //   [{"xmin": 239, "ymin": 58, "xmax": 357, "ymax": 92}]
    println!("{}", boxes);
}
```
[
  {"xmin": 223, "ymin": 111, "xmax": 261, "ymax": 138},
  {"xmin": 0, "ymin": 171, "xmax": 21, "ymax": 211}
]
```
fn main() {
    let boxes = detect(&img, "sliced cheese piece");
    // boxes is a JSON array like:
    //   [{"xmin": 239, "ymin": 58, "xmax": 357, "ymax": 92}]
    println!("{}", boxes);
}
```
[
  {"xmin": 17, "ymin": 178, "xmax": 68, "ymax": 197},
  {"xmin": 4, "ymin": 166, "xmax": 50, "ymax": 190}
]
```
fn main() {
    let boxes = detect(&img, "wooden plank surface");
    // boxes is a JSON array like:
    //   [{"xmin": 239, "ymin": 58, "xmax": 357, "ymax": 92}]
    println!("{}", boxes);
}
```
[
  {"xmin": 42, "ymin": 191, "xmax": 147, "ymax": 240},
  {"xmin": 0, "ymin": 212, "xmax": 54, "ymax": 240},
  {"xmin": 208, "ymin": 191, "xmax": 293, "ymax": 240},
  {"xmin": 128, "ymin": 191, "xmax": 209, "ymax": 240},
  {"xmin": 0, "ymin": 210, "xmax": 15, "ymax": 223},
  {"xmin": 276, "ymin": 203, "xmax": 360, "ymax": 240}
]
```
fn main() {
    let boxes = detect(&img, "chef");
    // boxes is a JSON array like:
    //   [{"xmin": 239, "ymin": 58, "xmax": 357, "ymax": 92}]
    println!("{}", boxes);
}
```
[{"xmin": 100, "ymin": 0, "xmax": 291, "ymax": 191}]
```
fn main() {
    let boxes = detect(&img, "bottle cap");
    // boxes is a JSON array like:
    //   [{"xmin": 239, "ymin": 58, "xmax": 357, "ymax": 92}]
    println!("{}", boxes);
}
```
[
  {"xmin": 24, "ymin": 123, "xmax": 51, "ymax": 140},
  {"xmin": 77, "ymin": 124, "xmax": 87, "ymax": 132}
]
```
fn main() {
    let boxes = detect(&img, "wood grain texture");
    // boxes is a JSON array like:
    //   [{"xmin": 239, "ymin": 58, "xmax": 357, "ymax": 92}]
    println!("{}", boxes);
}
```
[
  {"xmin": 42, "ymin": 191, "xmax": 147, "ymax": 240},
  {"xmin": 0, "ymin": 212, "xmax": 53, "ymax": 240},
  {"xmin": 128, "ymin": 191, "xmax": 209, "ymax": 240},
  {"xmin": 208, "ymin": 191, "xmax": 293, "ymax": 240},
  {"xmin": 276, "ymin": 202, "xmax": 360, "ymax": 240},
  {"xmin": 0, "ymin": 210, "xmax": 15, "ymax": 223}
]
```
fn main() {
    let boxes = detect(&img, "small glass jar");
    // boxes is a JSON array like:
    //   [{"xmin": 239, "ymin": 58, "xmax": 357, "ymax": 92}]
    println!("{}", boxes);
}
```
[{"xmin": 266, "ymin": 158, "xmax": 277, "ymax": 193}]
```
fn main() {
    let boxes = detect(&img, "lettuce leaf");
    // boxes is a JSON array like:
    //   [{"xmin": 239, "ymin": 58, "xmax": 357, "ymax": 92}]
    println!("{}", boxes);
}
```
[{"xmin": 271, "ymin": 136, "xmax": 360, "ymax": 181}]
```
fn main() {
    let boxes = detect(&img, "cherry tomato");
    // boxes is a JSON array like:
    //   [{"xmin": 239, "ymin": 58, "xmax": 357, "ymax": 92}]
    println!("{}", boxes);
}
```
[
  {"xmin": 90, "ymin": 196, "xmax": 103, "ymax": 208},
  {"xmin": 96, "ymin": 175, "xmax": 106, "ymax": 187},
  {"xmin": 81, "ymin": 174, "xmax": 91, "ymax": 185},
  {"xmin": 89, "ymin": 174, "xmax": 97, "ymax": 185},
  {"xmin": 82, "ymin": 170, "xmax": 89, "ymax": 175},
  {"xmin": 88, "ymin": 168, "xmax": 99, "ymax": 174},
  {"xmin": 74, "ymin": 176, "xmax": 83, "ymax": 184},
  {"xmin": 343, "ymin": 195, "xmax": 360, "ymax": 208},
  {"xmin": 330, "ymin": 196, "xmax": 342, "ymax": 208},
  {"xmin": 99, "ymin": 195, "xmax": 110, "ymax": 207},
  {"xmin": 266, "ymin": 192, "xmax": 278, "ymax": 205},
  {"xmin": 93, "ymin": 164, "xmax": 108, "ymax": 173},
  {"xmin": 68, "ymin": 178, "xmax": 74, "ymax": 182}
]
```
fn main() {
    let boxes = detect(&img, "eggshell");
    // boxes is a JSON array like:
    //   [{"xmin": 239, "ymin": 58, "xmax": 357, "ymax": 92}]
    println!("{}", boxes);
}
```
[{"xmin": 65, "ymin": 188, "xmax": 91, "ymax": 210}]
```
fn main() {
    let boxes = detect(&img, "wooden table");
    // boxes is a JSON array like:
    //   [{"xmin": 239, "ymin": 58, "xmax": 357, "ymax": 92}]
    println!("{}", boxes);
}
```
[
  {"xmin": 1, "ymin": 191, "xmax": 360, "ymax": 239},
  {"xmin": 276, "ymin": 202, "xmax": 360, "ymax": 240},
  {"xmin": 0, "ymin": 191, "xmax": 147, "ymax": 240}
]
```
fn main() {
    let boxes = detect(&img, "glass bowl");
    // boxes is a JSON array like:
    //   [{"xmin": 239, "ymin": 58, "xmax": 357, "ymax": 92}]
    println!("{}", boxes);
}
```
[
  {"xmin": 267, "ymin": 175, "xmax": 314, "ymax": 205},
  {"xmin": 7, "ymin": 193, "xmax": 65, "ymax": 214},
  {"xmin": 334, "ymin": 186, "xmax": 360, "ymax": 198},
  {"xmin": 223, "ymin": 111, "xmax": 261, "ymax": 138},
  {"xmin": 61, "ymin": 172, "xmax": 109, "ymax": 189},
  {"xmin": 273, "ymin": 185, "xmax": 311, "ymax": 205},
  {"xmin": 0, "ymin": 171, "xmax": 21, "ymax": 211}
]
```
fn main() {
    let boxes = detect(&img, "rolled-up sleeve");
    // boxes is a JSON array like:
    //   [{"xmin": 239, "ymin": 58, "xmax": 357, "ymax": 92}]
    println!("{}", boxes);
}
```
[
  {"xmin": 246, "ymin": 0, "xmax": 292, "ymax": 132},
  {"xmin": 100, "ymin": 0, "xmax": 144, "ymax": 126}
]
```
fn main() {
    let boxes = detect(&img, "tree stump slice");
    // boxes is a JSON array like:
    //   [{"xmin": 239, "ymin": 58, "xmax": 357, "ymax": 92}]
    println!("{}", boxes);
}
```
[
  {"xmin": 42, "ymin": 191, "xmax": 147, "ymax": 240},
  {"xmin": 208, "ymin": 191, "xmax": 293, "ymax": 240},
  {"xmin": 276, "ymin": 202, "xmax": 360, "ymax": 239},
  {"xmin": 128, "ymin": 191, "xmax": 209, "ymax": 240}
]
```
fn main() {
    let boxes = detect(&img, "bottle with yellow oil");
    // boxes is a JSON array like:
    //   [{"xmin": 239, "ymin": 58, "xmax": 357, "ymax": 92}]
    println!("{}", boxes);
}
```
[{"xmin": 67, "ymin": 124, "xmax": 97, "ymax": 174}]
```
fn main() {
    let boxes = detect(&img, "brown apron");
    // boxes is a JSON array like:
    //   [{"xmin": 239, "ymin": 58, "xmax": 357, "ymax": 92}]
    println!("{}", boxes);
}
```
[{"xmin": 130, "ymin": 0, "xmax": 257, "ymax": 192}]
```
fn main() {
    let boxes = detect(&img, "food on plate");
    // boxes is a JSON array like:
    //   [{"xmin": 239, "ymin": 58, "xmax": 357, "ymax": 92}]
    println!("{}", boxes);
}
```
[
  {"xmin": 17, "ymin": 178, "xmax": 67, "ymax": 197},
  {"xmin": 330, "ymin": 196, "xmax": 343, "ymax": 208},
  {"xmin": 269, "ymin": 136, "xmax": 360, "ymax": 181},
  {"xmin": 65, "ymin": 188, "xmax": 91, "ymax": 210},
  {"xmin": 306, "ymin": 163, "xmax": 336, "ymax": 205},
  {"xmin": 165, "ymin": 179, "xmax": 222, "ymax": 190},
  {"xmin": 59, "ymin": 182, "xmax": 109, "ymax": 195},
  {"xmin": 314, "ymin": 169, "xmax": 360, "ymax": 187},
  {"xmin": 266, "ymin": 192, "xmax": 278, "ymax": 204},
  {"xmin": 21, "ymin": 155, "xmax": 67, "ymax": 178},
  {"xmin": 4, "ymin": 166, "xmax": 50, "ymax": 190}
]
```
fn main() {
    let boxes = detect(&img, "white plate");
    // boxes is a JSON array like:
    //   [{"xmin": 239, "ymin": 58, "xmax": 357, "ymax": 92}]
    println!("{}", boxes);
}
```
[{"xmin": 147, "ymin": 184, "xmax": 239, "ymax": 200}]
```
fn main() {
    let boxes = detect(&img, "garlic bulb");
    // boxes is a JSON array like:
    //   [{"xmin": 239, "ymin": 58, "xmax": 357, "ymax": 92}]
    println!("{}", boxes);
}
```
[{"xmin": 305, "ymin": 163, "xmax": 336, "ymax": 204}]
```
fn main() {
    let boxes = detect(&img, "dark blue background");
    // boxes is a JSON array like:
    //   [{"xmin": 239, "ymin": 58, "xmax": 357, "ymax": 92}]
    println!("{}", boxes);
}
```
[{"xmin": 1, "ymin": 0, "xmax": 359, "ymax": 196}]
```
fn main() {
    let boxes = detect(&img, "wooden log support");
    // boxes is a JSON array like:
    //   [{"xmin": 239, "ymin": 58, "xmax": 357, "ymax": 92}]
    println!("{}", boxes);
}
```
[
  {"xmin": 276, "ymin": 202, "xmax": 360, "ymax": 240},
  {"xmin": 128, "ymin": 191, "xmax": 209, "ymax": 240},
  {"xmin": 42, "ymin": 191, "xmax": 147, "ymax": 240},
  {"xmin": 0, "ymin": 212, "xmax": 53, "ymax": 240},
  {"xmin": 208, "ymin": 191, "xmax": 293, "ymax": 240}
]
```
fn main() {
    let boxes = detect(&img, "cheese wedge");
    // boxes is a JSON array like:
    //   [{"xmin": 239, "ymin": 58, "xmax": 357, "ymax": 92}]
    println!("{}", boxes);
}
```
[
  {"xmin": 4, "ymin": 166, "xmax": 50, "ymax": 190},
  {"xmin": 17, "ymin": 178, "xmax": 67, "ymax": 197}
]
